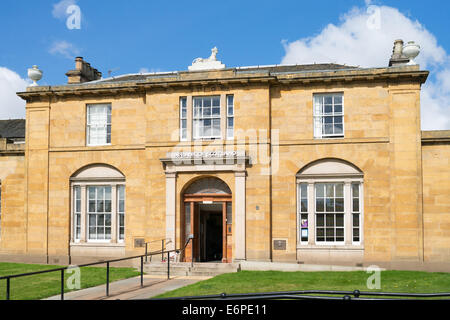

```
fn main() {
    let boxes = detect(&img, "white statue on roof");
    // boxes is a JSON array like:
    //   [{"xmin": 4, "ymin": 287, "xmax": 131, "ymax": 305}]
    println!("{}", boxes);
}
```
[{"xmin": 189, "ymin": 47, "xmax": 226, "ymax": 71}]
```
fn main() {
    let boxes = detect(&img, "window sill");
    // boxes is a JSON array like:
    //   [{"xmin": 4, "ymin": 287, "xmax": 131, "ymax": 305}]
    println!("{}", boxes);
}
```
[
  {"xmin": 86, "ymin": 143, "xmax": 112, "ymax": 147},
  {"xmin": 70, "ymin": 242, "xmax": 125, "ymax": 247},
  {"xmin": 297, "ymin": 244, "xmax": 364, "ymax": 250}
]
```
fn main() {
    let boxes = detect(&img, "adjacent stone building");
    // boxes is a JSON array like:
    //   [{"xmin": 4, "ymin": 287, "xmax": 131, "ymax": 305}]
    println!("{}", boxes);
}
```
[{"xmin": 0, "ymin": 43, "xmax": 449, "ymax": 271}]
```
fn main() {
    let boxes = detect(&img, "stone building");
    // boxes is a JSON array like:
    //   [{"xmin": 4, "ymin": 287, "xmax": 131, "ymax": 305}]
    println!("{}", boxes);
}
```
[{"xmin": 0, "ymin": 42, "xmax": 449, "ymax": 271}]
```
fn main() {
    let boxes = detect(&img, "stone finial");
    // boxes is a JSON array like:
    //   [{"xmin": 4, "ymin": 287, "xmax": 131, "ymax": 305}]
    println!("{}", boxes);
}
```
[
  {"xmin": 28, "ymin": 65, "xmax": 43, "ymax": 87},
  {"xmin": 66, "ymin": 57, "xmax": 102, "ymax": 84}
]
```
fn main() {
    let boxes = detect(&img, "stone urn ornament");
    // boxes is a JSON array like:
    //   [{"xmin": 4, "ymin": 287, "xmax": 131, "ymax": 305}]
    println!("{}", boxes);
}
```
[
  {"xmin": 403, "ymin": 41, "xmax": 421, "ymax": 65},
  {"xmin": 28, "ymin": 65, "xmax": 43, "ymax": 87}
]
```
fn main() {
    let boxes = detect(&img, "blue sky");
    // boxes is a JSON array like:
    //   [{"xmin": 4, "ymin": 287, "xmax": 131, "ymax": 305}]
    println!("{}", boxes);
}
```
[{"xmin": 1, "ymin": 0, "xmax": 449, "ymax": 129}]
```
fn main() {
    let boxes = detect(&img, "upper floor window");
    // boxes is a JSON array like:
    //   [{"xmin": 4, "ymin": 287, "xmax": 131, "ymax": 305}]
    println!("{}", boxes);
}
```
[
  {"xmin": 87, "ymin": 104, "xmax": 111, "ymax": 146},
  {"xmin": 193, "ymin": 96, "xmax": 221, "ymax": 140},
  {"xmin": 180, "ymin": 97, "xmax": 187, "ymax": 141},
  {"xmin": 227, "ymin": 95, "xmax": 234, "ymax": 139},
  {"xmin": 313, "ymin": 93, "xmax": 344, "ymax": 139}
]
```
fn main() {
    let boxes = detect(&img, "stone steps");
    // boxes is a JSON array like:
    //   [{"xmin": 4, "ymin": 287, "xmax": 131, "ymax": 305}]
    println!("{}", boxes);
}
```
[{"xmin": 143, "ymin": 262, "xmax": 240, "ymax": 277}]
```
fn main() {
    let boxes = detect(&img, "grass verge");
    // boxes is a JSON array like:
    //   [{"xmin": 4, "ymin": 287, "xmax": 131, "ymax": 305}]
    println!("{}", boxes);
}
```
[
  {"xmin": 155, "ymin": 270, "xmax": 450, "ymax": 299},
  {"xmin": 0, "ymin": 262, "xmax": 140, "ymax": 300}
]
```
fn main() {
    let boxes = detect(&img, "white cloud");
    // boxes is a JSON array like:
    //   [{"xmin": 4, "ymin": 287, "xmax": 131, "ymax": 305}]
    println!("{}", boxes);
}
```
[
  {"xmin": 0, "ymin": 67, "xmax": 29, "ymax": 120},
  {"xmin": 49, "ymin": 40, "xmax": 80, "ymax": 60},
  {"xmin": 281, "ymin": 4, "xmax": 450, "ymax": 130},
  {"xmin": 52, "ymin": 0, "xmax": 77, "ymax": 20}
]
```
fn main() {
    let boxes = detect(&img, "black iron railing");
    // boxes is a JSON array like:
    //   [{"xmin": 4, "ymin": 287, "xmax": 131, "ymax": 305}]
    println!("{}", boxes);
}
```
[
  {"xmin": 144, "ymin": 238, "xmax": 172, "ymax": 263},
  {"xmin": 0, "ymin": 238, "xmax": 192, "ymax": 301},
  {"xmin": 154, "ymin": 289, "xmax": 450, "ymax": 301}
]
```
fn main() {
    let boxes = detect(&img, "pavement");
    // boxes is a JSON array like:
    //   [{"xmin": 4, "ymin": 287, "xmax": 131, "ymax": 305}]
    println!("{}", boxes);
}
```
[{"xmin": 44, "ymin": 275, "xmax": 211, "ymax": 300}]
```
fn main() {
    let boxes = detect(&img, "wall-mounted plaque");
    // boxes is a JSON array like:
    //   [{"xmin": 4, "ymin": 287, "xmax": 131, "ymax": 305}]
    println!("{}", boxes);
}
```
[
  {"xmin": 134, "ymin": 238, "xmax": 145, "ymax": 248},
  {"xmin": 273, "ymin": 239, "xmax": 287, "ymax": 250}
]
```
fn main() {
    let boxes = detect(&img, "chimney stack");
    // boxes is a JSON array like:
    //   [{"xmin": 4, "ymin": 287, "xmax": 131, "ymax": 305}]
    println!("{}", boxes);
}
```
[
  {"xmin": 66, "ymin": 57, "xmax": 102, "ymax": 84},
  {"xmin": 389, "ymin": 39, "xmax": 410, "ymax": 66}
]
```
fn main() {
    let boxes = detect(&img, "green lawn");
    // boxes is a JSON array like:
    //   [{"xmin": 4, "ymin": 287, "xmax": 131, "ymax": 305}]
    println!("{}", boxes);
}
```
[
  {"xmin": 0, "ymin": 262, "xmax": 140, "ymax": 300},
  {"xmin": 156, "ymin": 270, "xmax": 450, "ymax": 298}
]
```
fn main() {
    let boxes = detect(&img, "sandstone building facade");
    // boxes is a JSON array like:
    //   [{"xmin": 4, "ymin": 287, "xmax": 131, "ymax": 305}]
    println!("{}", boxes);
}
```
[{"xmin": 0, "ymin": 45, "xmax": 449, "ymax": 271}]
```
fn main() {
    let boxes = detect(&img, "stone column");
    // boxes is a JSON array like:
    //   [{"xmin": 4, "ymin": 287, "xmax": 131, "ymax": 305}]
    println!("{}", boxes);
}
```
[
  {"xmin": 165, "ymin": 172, "xmax": 177, "ymax": 251},
  {"xmin": 234, "ymin": 171, "xmax": 246, "ymax": 261}
]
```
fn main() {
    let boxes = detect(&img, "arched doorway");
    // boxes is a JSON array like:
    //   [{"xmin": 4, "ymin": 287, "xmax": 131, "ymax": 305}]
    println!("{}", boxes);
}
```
[{"xmin": 182, "ymin": 177, "xmax": 232, "ymax": 263}]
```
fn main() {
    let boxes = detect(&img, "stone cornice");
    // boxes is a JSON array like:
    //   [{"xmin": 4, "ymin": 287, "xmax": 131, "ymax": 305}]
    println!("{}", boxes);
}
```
[
  {"xmin": 17, "ymin": 66, "xmax": 429, "ymax": 101},
  {"xmin": 421, "ymin": 130, "xmax": 450, "ymax": 145}
]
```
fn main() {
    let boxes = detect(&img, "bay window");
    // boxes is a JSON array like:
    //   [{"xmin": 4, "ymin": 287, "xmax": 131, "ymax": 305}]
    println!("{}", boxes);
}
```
[
  {"xmin": 296, "ymin": 159, "xmax": 363, "ymax": 247},
  {"xmin": 71, "ymin": 164, "xmax": 125, "ymax": 244}
]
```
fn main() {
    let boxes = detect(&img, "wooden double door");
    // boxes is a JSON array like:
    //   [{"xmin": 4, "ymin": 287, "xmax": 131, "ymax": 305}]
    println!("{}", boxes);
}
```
[{"xmin": 183, "ymin": 194, "xmax": 232, "ymax": 263}]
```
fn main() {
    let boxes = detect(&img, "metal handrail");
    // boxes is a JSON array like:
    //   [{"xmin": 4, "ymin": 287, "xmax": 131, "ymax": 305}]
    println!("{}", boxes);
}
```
[
  {"xmin": 0, "ymin": 246, "xmax": 181, "ymax": 301},
  {"xmin": 153, "ymin": 289, "xmax": 450, "ymax": 301},
  {"xmin": 144, "ymin": 238, "xmax": 173, "ymax": 263}
]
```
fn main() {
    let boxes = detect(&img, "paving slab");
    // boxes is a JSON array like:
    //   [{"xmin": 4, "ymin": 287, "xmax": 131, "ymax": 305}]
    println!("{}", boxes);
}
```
[{"xmin": 44, "ymin": 275, "xmax": 211, "ymax": 300}]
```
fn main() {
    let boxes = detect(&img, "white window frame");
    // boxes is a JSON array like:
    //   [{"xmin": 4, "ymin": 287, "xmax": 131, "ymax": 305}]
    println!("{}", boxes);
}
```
[
  {"xmin": 86, "ymin": 104, "xmax": 112, "ymax": 146},
  {"xmin": 71, "ymin": 182, "xmax": 125, "ymax": 244},
  {"xmin": 314, "ymin": 182, "xmax": 345, "ymax": 245},
  {"xmin": 117, "ymin": 185, "xmax": 125, "ymax": 243},
  {"xmin": 180, "ymin": 97, "xmax": 188, "ymax": 141},
  {"xmin": 297, "ymin": 178, "xmax": 363, "ymax": 247},
  {"xmin": 351, "ymin": 182, "xmax": 362, "ymax": 245},
  {"xmin": 193, "ymin": 95, "xmax": 222, "ymax": 140},
  {"xmin": 226, "ymin": 95, "xmax": 234, "ymax": 139},
  {"xmin": 313, "ymin": 93, "xmax": 344, "ymax": 139}
]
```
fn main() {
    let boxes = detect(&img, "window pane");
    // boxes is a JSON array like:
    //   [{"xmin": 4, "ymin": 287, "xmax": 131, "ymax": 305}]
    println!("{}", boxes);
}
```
[
  {"xmin": 316, "ymin": 228, "xmax": 324, "ymax": 241},
  {"xmin": 326, "ymin": 184, "xmax": 334, "ymax": 197},
  {"xmin": 335, "ymin": 184, "xmax": 343, "ymax": 197},
  {"xmin": 326, "ymin": 214, "xmax": 334, "ymax": 227},
  {"xmin": 97, "ymin": 200, "xmax": 104, "ymax": 213},
  {"xmin": 352, "ymin": 183, "xmax": 359, "ymax": 198},
  {"xmin": 316, "ymin": 184, "xmax": 324, "ymax": 197},
  {"xmin": 316, "ymin": 214, "xmax": 324, "ymax": 227},
  {"xmin": 212, "ymin": 96, "xmax": 220, "ymax": 107},
  {"xmin": 105, "ymin": 200, "xmax": 111, "ymax": 213},
  {"xmin": 353, "ymin": 213, "xmax": 360, "ymax": 227},
  {"xmin": 324, "ymin": 124, "xmax": 333, "ymax": 134},
  {"xmin": 316, "ymin": 198, "xmax": 324, "ymax": 212},
  {"xmin": 212, "ymin": 107, "xmax": 220, "ymax": 116},
  {"xmin": 353, "ymin": 199, "xmax": 360, "ymax": 212},
  {"xmin": 336, "ymin": 214, "xmax": 344, "ymax": 227},
  {"xmin": 335, "ymin": 198, "xmax": 344, "ymax": 212},
  {"xmin": 301, "ymin": 199, "xmax": 308, "ymax": 212},
  {"xmin": 326, "ymin": 198, "xmax": 334, "ymax": 212}
]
